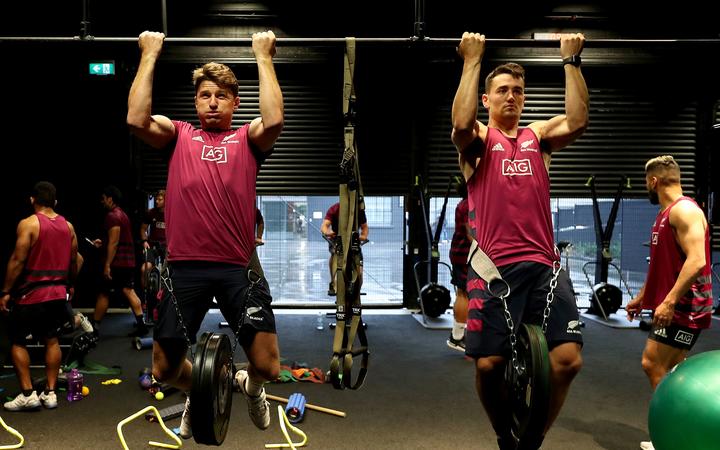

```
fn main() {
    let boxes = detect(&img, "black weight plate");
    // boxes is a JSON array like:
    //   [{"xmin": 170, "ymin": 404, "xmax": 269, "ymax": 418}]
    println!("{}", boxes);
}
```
[
  {"xmin": 507, "ymin": 324, "xmax": 551, "ymax": 447},
  {"xmin": 593, "ymin": 282, "xmax": 622, "ymax": 315},
  {"xmin": 420, "ymin": 283, "xmax": 451, "ymax": 318},
  {"xmin": 191, "ymin": 332, "xmax": 233, "ymax": 445}
]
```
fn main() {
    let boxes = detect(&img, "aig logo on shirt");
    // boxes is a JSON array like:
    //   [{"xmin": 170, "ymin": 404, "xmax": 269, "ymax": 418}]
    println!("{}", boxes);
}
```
[
  {"xmin": 674, "ymin": 330, "xmax": 693, "ymax": 345},
  {"xmin": 502, "ymin": 159, "xmax": 532, "ymax": 176},
  {"xmin": 201, "ymin": 145, "xmax": 228, "ymax": 164}
]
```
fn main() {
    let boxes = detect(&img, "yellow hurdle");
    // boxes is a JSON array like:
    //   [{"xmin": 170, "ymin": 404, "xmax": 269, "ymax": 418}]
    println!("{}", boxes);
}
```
[
  {"xmin": 116, "ymin": 405, "xmax": 183, "ymax": 450},
  {"xmin": 265, "ymin": 405, "xmax": 308, "ymax": 450},
  {"xmin": 0, "ymin": 415, "xmax": 24, "ymax": 449}
]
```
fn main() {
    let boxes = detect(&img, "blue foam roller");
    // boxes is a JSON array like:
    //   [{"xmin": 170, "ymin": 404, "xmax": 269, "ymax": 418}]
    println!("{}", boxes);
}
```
[
  {"xmin": 285, "ymin": 392, "xmax": 306, "ymax": 423},
  {"xmin": 134, "ymin": 337, "xmax": 153, "ymax": 350}
]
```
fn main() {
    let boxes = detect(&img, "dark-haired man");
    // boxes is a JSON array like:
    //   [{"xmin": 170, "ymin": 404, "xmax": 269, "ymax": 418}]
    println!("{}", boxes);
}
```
[
  {"xmin": 91, "ymin": 185, "xmax": 147, "ymax": 337},
  {"xmin": 451, "ymin": 32, "xmax": 588, "ymax": 449},
  {"xmin": 626, "ymin": 155, "xmax": 713, "ymax": 450},
  {"xmin": 2, "ymin": 182, "xmax": 79, "ymax": 411}
]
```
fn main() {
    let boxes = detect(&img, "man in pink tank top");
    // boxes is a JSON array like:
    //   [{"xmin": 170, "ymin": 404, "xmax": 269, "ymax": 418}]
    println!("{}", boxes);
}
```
[
  {"xmin": 1, "ymin": 182, "xmax": 80, "ymax": 411},
  {"xmin": 451, "ymin": 33, "xmax": 589, "ymax": 450},
  {"xmin": 127, "ymin": 30, "xmax": 284, "ymax": 437},
  {"xmin": 90, "ymin": 185, "xmax": 147, "ymax": 337},
  {"xmin": 626, "ymin": 156, "xmax": 713, "ymax": 450}
]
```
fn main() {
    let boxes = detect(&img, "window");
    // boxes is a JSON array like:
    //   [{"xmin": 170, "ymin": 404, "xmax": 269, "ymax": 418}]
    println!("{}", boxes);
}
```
[{"xmin": 364, "ymin": 196, "xmax": 393, "ymax": 227}]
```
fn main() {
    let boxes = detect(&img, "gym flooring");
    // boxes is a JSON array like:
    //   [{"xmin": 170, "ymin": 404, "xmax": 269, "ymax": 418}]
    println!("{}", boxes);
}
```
[{"xmin": 1, "ymin": 310, "xmax": 718, "ymax": 449}]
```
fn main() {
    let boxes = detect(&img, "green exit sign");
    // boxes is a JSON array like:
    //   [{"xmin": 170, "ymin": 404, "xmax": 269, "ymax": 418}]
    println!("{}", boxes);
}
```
[{"xmin": 89, "ymin": 62, "xmax": 115, "ymax": 76}]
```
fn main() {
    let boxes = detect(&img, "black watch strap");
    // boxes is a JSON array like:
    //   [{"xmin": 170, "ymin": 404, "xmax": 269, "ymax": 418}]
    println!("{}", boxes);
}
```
[{"xmin": 562, "ymin": 55, "xmax": 581, "ymax": 67}]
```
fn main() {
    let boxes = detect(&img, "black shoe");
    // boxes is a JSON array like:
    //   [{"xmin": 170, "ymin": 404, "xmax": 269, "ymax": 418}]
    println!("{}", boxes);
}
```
[
  {"xmin": 447, "ymin": 333, "xmax": 466, "ymax": 352},
  {"xmin": 128, "ymin": 325, "xmax": 149, "ymax": 337},
  {"xmin": 327, "ymin": 283, "xmax": 336, "ymax": 296}
]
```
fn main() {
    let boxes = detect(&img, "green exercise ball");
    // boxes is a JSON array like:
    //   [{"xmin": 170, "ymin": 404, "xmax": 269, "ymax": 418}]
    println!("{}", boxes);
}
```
[{"xmin": 648, "ymin": 350, "xmax": 720, "ymax": 450}]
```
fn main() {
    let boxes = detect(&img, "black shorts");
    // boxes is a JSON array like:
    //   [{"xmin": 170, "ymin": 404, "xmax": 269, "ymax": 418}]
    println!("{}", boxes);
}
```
[
  {"xmin": 100, "ymin": 267, "xmax": 135, "ymax": 294},
  {"xmin": 648, "ymin": 323, "xmax": 702, "ymax": 350},
  {"xmin": 154, "ymin": 261, "xmax": 276, "ymax": 347},
  {"xmin": 451, "ymin": 262, "xmax": 468, "ymax": 291},
  {"xmin": 466, "ymin": 261, "xmax": 583, "ymax": 358},
  {"xmin": 8, "ymin": 299, "xmax": 71, "ymax": 345}
]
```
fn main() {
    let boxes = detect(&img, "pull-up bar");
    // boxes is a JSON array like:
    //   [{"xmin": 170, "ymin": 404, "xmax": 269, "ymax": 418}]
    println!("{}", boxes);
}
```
[{"xmin": 0, "ymin": 36, "xmax": 718, "ymax": 48}]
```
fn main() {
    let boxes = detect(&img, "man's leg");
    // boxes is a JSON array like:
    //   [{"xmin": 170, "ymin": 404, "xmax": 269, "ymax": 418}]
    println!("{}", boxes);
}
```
[
  {"xmin": 152, "ymin": 339, "xmax": 192, "ymax": 391},
  {"xmin": 237, "ymin": 331, "xmax": 280, "ymax": 430},
  {"xmin": 123, "ymin": 287, "xmax": 149, "ymax": 336},
  {"xmin": 642, "ymin": 339, "xmax": 687, "ymax": 390},
  {"xmin": 10, "ymin": 345, "xmax": 33, "ymax": 391},
  {"xmin": 3, "ymin": 344, "xmax": 42, "ymax": 411},
  {"xmin": 43, "ymin": 337, "xmax": 61, "ymax": 390},
  {"xmin": 93, "ymin": 292, "xmax": 109, "ymax": 324},
  {"xmin": 245, "ymin": 331, "xmax": 281, "ymax": 383},
  {"xmin": 475, "ymin": 355, "xmax": 516, "ymax": 449},
  {"xmin": 328, "ymin": 252, "xmax": 337, "ymax": 295},
  {"xmin": 545, "ymin": 342, "xmax": 583, "ymax": 433},
  {"xmin": 141, "ymin": 261, "xmax": 153, "ymax": 290},
  {"xmin": 123, "ymin": 287, "xmax": 146, "ymax": 317},
  {"xmin": 638, "ymin": 333, "xmax": 691, "ymax": 449},
  {"xmin": 454, "ymin": 288, "xmax": 469, "ymax": 323},
  {"xmin": 154, "ymin": 338, "xmax": 193, "ymax": 438}
]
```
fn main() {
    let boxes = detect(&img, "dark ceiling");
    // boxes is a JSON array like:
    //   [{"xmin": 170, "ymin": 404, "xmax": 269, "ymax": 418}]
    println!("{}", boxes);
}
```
[{"xmin": 2, "ymin": 1, "xmax": 718, "ymax": 40}]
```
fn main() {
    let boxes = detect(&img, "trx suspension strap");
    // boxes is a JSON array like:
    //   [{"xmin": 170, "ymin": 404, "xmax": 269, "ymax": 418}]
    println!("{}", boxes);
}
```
[{"xmin": 329, "ymin": 37, "xmax": 369, "ymax": 390}]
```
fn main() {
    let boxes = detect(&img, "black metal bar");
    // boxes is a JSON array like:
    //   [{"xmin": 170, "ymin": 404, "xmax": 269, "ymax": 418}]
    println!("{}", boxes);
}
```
[
  {"xmin": 79, "ymin": 0, "xmax": 90, "ymax": 40},
  {"xmin": 161, "ymin": 0, "xmax": 168, "ymax": 36},
  {"xmin": 603, "ymin": 175, "xmax": 628, "ymax": 244},
  {"xmin": 414, "ymin": 0, "xmax": 425, "ymax": 40},
  {"xmin": 586, "ymin": 176, "xmax": 608, "ymax": 284},
  {"xmin": 1, "ymin": 36, "xmax": 719, "ymax": 47}
]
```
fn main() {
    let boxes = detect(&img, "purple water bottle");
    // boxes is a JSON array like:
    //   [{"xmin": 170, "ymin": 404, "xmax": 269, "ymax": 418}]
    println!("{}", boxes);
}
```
[{"xmin": 66, "ymin": 368, "xmax": 84, "ymax": 402}]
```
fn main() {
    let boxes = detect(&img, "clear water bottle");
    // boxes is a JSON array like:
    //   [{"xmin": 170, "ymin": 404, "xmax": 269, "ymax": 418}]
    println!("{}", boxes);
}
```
[
  {"xmin": 66, "ymin": 368, "xmax": 84, "ymax": 402},
  {"xmin": 315, "ymin": 312, "xmax": 324, "ymax": 330}
]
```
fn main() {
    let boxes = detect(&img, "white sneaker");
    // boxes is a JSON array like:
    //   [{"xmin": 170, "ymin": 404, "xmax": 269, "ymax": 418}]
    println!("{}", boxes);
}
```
[
  {"xmin": 235, "ymin": 369, "xmax": 270, "ymax": 430},
  {"xmin": 76, "ymin": 313, "xmax": 94, "ymax": 333},
  {"xmin": 179, "ymin": 397, "xmax": 192, "ymax": 439},
  {"xmin": 39, "ymin": 391, "xmax": 58, "ymax": 409},
  {"xmin": 640, "ymin": 442, "xmax": 655, "ymax": 450},
  {"xmin": 4, "ymin": 391, "xmax": 41, "ymax": 411}
]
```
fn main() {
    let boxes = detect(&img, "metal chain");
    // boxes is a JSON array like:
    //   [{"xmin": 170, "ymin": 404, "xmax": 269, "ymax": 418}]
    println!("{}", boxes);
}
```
[
  {"xmin": 231, "ymin": 270, "xmax": 260, "ymax": 355},
  {"xmin": 500, "ymin": 292, "xmax": 520, "ymax": 373},
  {"xmin": 160, "ymin": 268, "xmax": 194, "ymax": 358},
  {"xmin": 542, "ymin": 260, "xmax": 562, "ymax": 333},
  {"xmin": 159, "ymin": 264, "xmax": 258, "ymax": 361},
  {"xmin": 498, "ymin": 256, "xmax": 563, "ymax": 373}
]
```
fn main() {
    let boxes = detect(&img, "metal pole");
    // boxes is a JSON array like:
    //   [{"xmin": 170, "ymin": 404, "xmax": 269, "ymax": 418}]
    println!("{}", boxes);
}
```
[
  {"xmin": 79, "ymin": 0, "xmax": 90, "ymax": 40},
  {"xmin": 161, "ymin": 0, "xmax": 168, "ymax": 36},
  {"xmin": 414, "ymin": 0, "xmax": 425, "ymax": 40},
  {"xmin": 0, "ymin": 36, "xmax": 718, "ymax": 47}
]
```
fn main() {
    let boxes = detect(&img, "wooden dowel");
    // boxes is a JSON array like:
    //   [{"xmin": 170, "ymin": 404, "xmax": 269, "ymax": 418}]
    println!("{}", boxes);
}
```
[{"xmin": 266, "ymin": 393, "xmax": 346, "ymax": 418}]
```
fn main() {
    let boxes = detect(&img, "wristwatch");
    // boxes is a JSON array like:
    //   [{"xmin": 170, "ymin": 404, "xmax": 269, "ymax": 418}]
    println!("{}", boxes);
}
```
[{"xmin": 562, "ymin": 55, "xmax": 581, "ymax": 67}]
